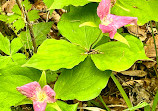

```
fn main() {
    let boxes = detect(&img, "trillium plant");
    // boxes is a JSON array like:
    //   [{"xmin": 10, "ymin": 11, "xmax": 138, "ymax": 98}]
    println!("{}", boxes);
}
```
[{"xmin": 0, "ymin": 0, "xmax": 154, "ymax": 110}]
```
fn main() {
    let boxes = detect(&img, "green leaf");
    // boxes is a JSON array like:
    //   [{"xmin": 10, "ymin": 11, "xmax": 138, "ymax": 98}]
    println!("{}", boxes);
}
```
[
  {"xmin": 124, "ymin": 102, "xmax": 150, "ymax": 111},
  {"xmin": 0, "ymin": 56, "xmax": 12, "ymax": 69},
  {"xmin": 54, "ymin": 57, "xmax": 111, "ymax": 101},
  {"xmin": 0, "ymin": 65, "xmax": 41, "ymax": 81},
  {"xmin": 12, "ymin": 5, "xmax": 21, "ymax": 15},
  {"xmin": 28, "ymin": 10, "xmax": 40, "ymax": 21},
  {"xmin": 11, "ymin": 37, "xmax": 23, "ymax": 55},
  {"xmin": 43, "ymin": 0, "xmax": 54, "ymax": 9},
  {"xmin": 39, "ymin": 71, "xmax": 47, "ymax": 87},
  {"xmin": 91, "ymin": 34, "xmax": 150, "ymax": 71},
  {"xmin": 46, "ymin": 101, "xmax": 78, "ymax": 111},
  {"xmin": 46, "ymin": 70, "xmax": 58, "ymax": 83},
  {"xmin": 0, "ymin": 33, "xmax": 10, "ymax": 55},
  {"xmin": 79, "ymin": 21, "xmax": 98, "ymax": 27},
  {"xmin": 0, "ymin": 75, "xmax": 33, "ymax": 110},
  {"xmin": 49, "ymin": 0, "xmax": 91, "ymax": 9},
  {"xmin": 57, "ymin": 3, "xmax": 101, "ymax": 49},
  {"xmin": 20, "ymin": 22, "xmax": 53, "ymax": 49},
  {"xmin": 88, "ymin": 0, "xmax": 101, "ymax": 2},
  {"xmin": 114, "ymin": 33, "xmax": 129, "ymax": 46},
  {"xmin": 11, "ymin": 53, "xmax": 27, "ymax": 65},
  {"xmin": 22, "ymin": 0, "xmax": 32, "ymax": 11},
  {"xmin": 111, "ymin": 0, "xmax": 158, "ymax": 25},
  {"xmin": 0, "ymin": 14, "xmax": 8, "ymax": 22},
  {"xmin": 13, "ymin": 18, "xmax": 25, "ymax": 32},
  {"xmin": 23, "ymin": 39, "xmax": 87, "ymax": 71},
  {"xmin": 6, "ymin": 14, "xmax": 20, "ymax": 24}
]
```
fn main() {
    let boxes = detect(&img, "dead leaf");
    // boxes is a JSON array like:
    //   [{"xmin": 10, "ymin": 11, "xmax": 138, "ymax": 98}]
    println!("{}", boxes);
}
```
[
  {"xmin": 127, "ymin": 25, "xmax": 147, "ymax": 41},
  {"xmin": 144, "ymin": 35, "xmax": 158, "ymax": 58},
  {"xmin": 2, "ymin": 0, "xmax": 16, "ymax": 13},
  {"xmin": 78, "ymin": 107, "xmax": 105, "ymax": 111},
  {"xmin": 120, "ymin": 70, "xmax": 147, "ymax": 77}
]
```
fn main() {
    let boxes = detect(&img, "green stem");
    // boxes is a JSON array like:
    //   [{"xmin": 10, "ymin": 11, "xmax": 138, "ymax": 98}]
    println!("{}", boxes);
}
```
[
  {"xmin": 150, "ymin": 21, "xmax": 158, "ymax": 78},
  {"xmin": 98, "ymin": 95, "xmax": 111, "ymax": 111},
  {"xmin": 151, "ymin": 90, "xmax": 158, "ymax": 111},
  {"xmin": 111, "ymin": 73, "xmax": 133, "ymax": 108},
  {"xmin": 150, "ymin": 21, "xmax": 158, "ymax": 64}
]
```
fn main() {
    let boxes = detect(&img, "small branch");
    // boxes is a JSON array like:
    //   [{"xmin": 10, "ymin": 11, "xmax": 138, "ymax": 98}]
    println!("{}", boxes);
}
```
[{"xmin": 16, "ymin": 0, "xmax": 37, "ymax": 53}]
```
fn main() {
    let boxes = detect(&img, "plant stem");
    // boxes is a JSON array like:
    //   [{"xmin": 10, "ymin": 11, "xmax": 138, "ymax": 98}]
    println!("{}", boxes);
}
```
[
  {"xmin": 150, "ymin": 21, "xmax": 158, "ymax": 64},
  {"xmin": 16, "ymin": 0, "xmax": 37, "ymax": 53},
  {"xmin": 111, "ymin": 73, "xmax": 133, "ymax": 108},
  {"xmin": 150, "ymin": 21, "xmax": 158, "ymax": 77},
  {"xmin": 98, "ymin": 95, "xmax": 111, "ymax": 111},
  {"xmin": 151, "ymin": 90, "xmax": 158, "ymax": 111}
]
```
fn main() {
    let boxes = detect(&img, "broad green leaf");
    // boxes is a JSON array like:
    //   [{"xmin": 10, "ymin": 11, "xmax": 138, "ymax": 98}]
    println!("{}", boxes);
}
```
[
  {"xmin": 46, "ymin": 101, "xmax": 78, "ymax": 111},
  {"xmin": 111, "ymin": 0, "xmax": 158, "ymax": 25},
  {"xmin": 79, "ymin": 21, "xmax": 98, "ymax": 27},
  {"xmin": 54, "ymin": 57, "xmax": 111, "ymax": 101},
  {"xmin": 124, "ymin": 102, "xmax": 150, "ymax": 111},
  {"xmin": 28, "ymin": 10, "xmax": 40, "ymax": 21},
  {"xmin": 49, "ymin": 0, "xmax": 91, "ymax": 9},
  {"xmin": 114, "ymin": 33, "xmax": 129, "ymax": 46},
  {"xmin": 0, "ymin": 75, "xmax": 33, "ymax": 111},
  {"xmin": 93, "ymin": 35, "xmax": 110, "ymax": 48},
  {"xmin": 11, "ymin": 37, "xmax": 23, "ymax": 55},
  {"xmin": 20, "ymin": 22, "xmax": 53, "ymax": 49},
  {"xmin": 45, "ymin": 70, "xmax": 58, "ymax": 83},
  {"xmin": 58, "ymin": 3, "xmax": 101, "ymax": 49},
  {"xmin": 23, "ymin": 39, "xmax": 87, "ymax": 71},
  {"xmin": 39, "ymin": 71, "xmax": 47, "ymax": 87},
  {"xmin": 0, "ymin": 64, "xmax": 41, "ymax": 81},
  {"xmin": 0, "ymin": 33, "xmax": 10, "ymax": 55},
  {"xmin": 88, "ymin": 0, "xmax": 101, "ymax": 2},
  {"xmin": 91, "ymin": 34, "xmax": 149, "ymax": 71},
  {"xmin": 0, "ymin": 56, "xmax": 12, "ymax": 69},
  {"xmin": 11, "ymin": 53, "xmax": 27, "ymax": 65}
]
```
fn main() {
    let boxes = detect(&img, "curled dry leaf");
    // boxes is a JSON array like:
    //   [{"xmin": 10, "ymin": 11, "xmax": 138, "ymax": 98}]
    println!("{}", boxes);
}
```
[
  {"xmin": 142, "ymin": 60, "xmax": 156, "ymax": 68},
  {"xmin": 127, "ymin": 25, "xmax": 147, "ymax": 41},
  {"xmin": 2, "ymin": 0, "xmax": 15, "ymax": 13},
  {"xmin": 122, "ymin": 79, "xmax": 150, "ymax": 86},
  {"xmin": 120, "ymin": 70, "xmax": 147, "ymax": 77},
  {"xmin": 78, "ymin": 107, "xmax": 105, "ymax": 111},
  {"xmin": 144, "ymin": 35, "xmax": 158, "ymax": 58}
]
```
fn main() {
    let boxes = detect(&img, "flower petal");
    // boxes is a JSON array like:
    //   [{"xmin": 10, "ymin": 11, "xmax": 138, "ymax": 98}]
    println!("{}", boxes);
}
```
[
  {"xmin": 109, "ymin": 14, "xmax": 138, "ymax": 29},
  {"xmin": 16, "ymin": 81, "xmax": 41, "ymax": 98},
  {"xmin": 42, "ymin": 85, "xmax": 56, "ymax": 103},
  {"xmin": 33, "ymin": 100, "xmax": 47, "ymax": 111},
  {"xmin": 97, "ymin": 0, "xmax": 111, "ymax": 20},
  {"xmin": 99, "ymin": 24, "xmax": 117, "ymax": 39}
]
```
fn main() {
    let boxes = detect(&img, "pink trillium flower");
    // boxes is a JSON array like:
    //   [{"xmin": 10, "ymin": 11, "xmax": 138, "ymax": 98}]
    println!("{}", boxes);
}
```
[
  {"xmin": 97, "ymin": 0, "xmax": 138, "ymax": 39},
  {"xmin": 17, "ymin": 81, "xmax": 56, "ymax": 111}
]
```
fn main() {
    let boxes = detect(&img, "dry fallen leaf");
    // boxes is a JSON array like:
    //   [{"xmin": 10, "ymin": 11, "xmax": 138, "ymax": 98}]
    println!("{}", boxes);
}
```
[
  {"xmin": 120, "ymin": 70, "xmax": 147, "ymax": 77},
  {"xmin": 144, "ymin": 35, "xmax": 158, "ymax": 58},
  {"xmin": 2, "ymin": 0, "xmax": 15, "ymax": 13},
  {"xmin": 127, "ymin": 25, "xmax": 147, "ymax": 41}
]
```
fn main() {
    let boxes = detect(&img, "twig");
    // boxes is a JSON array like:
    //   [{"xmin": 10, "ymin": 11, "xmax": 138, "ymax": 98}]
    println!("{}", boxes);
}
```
[{"xmin": 16, "ymin": 0, "xmax": 37, "ymax": 53}]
